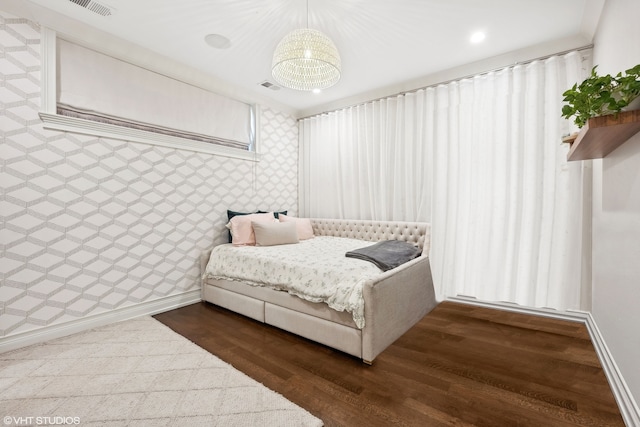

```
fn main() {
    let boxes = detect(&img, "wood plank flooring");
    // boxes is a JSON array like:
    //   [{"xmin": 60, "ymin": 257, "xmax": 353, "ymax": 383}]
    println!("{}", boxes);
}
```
[{"xmin": 153, "ymin": 301, "xmax": 624, "ymax": 426}]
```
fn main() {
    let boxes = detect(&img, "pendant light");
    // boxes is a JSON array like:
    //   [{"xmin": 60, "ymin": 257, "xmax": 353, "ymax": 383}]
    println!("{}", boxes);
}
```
[{"xmin": 271, "ymin": 0, "xmax": 341, "ymax": 91}]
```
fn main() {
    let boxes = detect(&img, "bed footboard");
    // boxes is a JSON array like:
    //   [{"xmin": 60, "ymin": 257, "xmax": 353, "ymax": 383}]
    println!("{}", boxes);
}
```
[{"xmin": 361, "ymin": 255, "xmax": 437, "ymax": 363}]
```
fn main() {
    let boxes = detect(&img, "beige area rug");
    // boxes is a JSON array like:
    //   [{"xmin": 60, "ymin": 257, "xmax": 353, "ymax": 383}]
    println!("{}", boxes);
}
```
[{"xmin": 0, "ymin": 316, "xmax": 323, "ymax": 426}]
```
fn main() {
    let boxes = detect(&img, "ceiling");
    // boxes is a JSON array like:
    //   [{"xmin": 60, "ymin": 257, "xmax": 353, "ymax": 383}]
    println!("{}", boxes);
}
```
[{"xmin": 5, "ymin": 0, "xmax": 604, "ymax": 117}]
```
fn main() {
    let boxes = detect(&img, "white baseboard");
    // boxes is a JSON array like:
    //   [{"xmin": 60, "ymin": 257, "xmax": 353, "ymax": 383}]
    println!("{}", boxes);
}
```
[
  {"xmin": 0, "ymin": 290, "xmax": 201, "ymax": 354},
  {"xmin": 447, "ymin": 296, "xmax": 640, "ymax": 427},
  {"xmin": 583, "ymin": 311, "xmax": 640, "ymax": 427},
  {"xmin": 447, "ymin": 295, "xmax": 590, "ymax": 322}
]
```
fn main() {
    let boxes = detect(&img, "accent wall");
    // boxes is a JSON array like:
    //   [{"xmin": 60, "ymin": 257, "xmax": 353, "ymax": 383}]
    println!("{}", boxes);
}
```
[{"xmin": 0, "ymin": 10, "xmax": 298, "ymax": 339}]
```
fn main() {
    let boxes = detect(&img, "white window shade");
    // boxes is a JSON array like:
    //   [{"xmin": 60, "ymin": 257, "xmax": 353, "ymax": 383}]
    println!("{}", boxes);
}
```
[{"xmin": 57, "ymin": 39, "xmax": 254, "ymax": 150}]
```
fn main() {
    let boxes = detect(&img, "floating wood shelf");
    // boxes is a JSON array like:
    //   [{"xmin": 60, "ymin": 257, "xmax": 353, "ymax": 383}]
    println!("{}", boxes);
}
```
[{"xmin": 567, "ymin": 110, "xmax": 640, "ymax": 161}]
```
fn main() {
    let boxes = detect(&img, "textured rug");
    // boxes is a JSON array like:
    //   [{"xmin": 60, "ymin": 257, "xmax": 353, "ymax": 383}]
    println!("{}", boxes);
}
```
[{"xmin": 0, "ymin": 316, "xmax": 322, "ymax": 426}]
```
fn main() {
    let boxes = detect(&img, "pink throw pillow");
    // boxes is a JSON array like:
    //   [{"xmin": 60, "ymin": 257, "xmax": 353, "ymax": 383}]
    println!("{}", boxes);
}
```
[
  {"xmin": 279, "ymin": 214, "xmax": 314, "ymax": 240},
  {"xmin": 227, "ymin": 212, "xmax": 276, "ymax": 246}
]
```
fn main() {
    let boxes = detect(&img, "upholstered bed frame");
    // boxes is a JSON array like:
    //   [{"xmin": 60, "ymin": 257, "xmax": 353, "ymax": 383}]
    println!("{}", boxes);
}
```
[{"xmin": 200, "ymin": 218, "xmax": 438, "ymax": 364}]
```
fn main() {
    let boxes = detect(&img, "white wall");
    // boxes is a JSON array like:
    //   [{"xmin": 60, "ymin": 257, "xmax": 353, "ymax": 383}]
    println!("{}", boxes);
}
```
[
  {"xmin": 591, "ymin": 0, "xmax": 640, "ymax": 406},
  {"xmin": 0, "ymin": 10, "xmax": 298, "ymax": 339}
]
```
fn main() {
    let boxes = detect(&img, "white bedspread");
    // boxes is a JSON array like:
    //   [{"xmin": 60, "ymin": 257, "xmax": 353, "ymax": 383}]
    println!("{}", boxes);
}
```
[{"xmin": 204, "ymin": 236, "xmax": 383, "ymax": 328}]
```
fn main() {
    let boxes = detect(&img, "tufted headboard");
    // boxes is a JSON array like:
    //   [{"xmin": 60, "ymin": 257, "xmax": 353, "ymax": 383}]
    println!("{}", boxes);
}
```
[{"xmin": 310, "ymin": 218, "xmax": 430, "ymax": 254}]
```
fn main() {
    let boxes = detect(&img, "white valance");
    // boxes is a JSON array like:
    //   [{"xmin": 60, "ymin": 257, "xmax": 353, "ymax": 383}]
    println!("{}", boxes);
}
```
[{"xmin": 57, "ymin": 39, "xmax": 254, "ymax": 149}]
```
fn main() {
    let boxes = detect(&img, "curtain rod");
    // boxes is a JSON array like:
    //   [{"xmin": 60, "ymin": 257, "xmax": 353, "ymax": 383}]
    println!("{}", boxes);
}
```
[{"xmin": 300, "ymin": 44, "xmax": 594, "ymax": 120}]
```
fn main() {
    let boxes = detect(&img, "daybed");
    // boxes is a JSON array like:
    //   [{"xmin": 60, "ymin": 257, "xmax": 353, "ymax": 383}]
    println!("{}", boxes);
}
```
[{"xmin": 200, "ymin": 218, "xmax": 438, "ymax": 364}]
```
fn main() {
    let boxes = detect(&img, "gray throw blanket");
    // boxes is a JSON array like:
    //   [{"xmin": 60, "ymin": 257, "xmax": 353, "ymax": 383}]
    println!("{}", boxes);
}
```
[{"xmin": 345, "ymin": 240, "xmax": 421, "ymax": 271}]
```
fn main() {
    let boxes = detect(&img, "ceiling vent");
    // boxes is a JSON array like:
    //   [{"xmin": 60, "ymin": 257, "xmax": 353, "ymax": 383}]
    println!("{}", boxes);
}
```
[
  {"xmin": 68, "ymin": 0, "xmax": 114, "ymax": 17},
  {"xmin": 260, "ymin": 81, "xmax": 281, "ymax": 91}
]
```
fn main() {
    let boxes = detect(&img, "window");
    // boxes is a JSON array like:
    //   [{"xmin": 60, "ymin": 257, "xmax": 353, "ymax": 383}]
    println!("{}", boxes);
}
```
[{"xmin": 39, "ymin": 28, "xmax": 259, "ymax": 160}]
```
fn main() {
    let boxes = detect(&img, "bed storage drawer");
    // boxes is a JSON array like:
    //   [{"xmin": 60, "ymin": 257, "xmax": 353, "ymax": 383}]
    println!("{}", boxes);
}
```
[
  {"xmin": 204, "ymin": 285, "xmax": 265, "ymax": 322},
  {"xmin": 265, "ymin": 303, "xmax": 362, "ymax": 358}
]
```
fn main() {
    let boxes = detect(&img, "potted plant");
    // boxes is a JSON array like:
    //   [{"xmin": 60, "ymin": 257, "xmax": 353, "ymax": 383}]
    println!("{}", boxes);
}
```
[{"xmin": 561, "ymin": 64, "xmax": 640, "ymax": 128}]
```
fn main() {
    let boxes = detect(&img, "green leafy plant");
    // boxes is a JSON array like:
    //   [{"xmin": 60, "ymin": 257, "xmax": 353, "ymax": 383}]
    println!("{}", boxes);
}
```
[{"xmin": 561, "ymin": 64, "xmax": 640, "ymax": 128}]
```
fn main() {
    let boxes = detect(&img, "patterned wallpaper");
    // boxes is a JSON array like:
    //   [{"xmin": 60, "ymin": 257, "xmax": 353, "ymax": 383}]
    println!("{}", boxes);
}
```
[{"xmin": 0, "ymin": 10, "xmax": 299, "ymax": 338}]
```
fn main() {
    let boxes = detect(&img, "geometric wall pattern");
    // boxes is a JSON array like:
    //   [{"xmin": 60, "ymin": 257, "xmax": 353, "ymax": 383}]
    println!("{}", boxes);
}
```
[{"xmin": 0, "ymin": 9, "xmax": 299, "ymax": 337}]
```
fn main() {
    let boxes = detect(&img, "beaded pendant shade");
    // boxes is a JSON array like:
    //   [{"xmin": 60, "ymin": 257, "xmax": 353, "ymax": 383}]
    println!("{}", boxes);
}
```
[{"xmin": 271, "ymin": 27, "xmax": 341, "ymax": 91}]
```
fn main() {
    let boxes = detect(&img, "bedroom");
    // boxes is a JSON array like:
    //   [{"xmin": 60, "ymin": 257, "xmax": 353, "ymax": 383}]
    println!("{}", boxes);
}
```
[{"xmin": 0, "ymin": 0, "xmax": 638, "ymax": 425}]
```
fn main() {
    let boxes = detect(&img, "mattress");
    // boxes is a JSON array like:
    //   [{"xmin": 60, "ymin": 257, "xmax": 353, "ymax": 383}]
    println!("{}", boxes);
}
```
[{"xmin": 204, "ymin": 236, "xmax": 383, "ymax": 328}]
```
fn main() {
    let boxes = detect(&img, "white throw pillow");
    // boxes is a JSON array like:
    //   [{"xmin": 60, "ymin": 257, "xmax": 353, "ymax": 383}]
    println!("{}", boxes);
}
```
[{"xmin": 252, "ymin": 221, "xmax": 299, "ymax": 246}]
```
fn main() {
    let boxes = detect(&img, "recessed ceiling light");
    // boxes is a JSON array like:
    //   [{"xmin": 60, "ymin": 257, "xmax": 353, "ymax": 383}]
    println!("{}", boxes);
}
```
[
  {"xmin": 470, "ymin": 31, "xmax": 486, "ymax": 44},
  {"xmin": 204, "ymin": 34, "xmax": 231, "ymax": 49},
  {"xmin": 312, "ymin": 88, "xmax": 322, "ymax": 94}
]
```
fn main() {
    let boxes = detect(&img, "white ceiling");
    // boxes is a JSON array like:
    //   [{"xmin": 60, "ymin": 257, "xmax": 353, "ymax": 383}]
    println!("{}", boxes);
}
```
[{"xmin": 5, "ymin": 0, "xmax": 604, "ymax": 117}]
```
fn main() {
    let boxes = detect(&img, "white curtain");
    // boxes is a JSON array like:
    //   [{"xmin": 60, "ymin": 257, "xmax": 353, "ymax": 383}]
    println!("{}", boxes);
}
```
[
  {"xmin": 299, "ymin": 51, "xmax": 592, "ymax": 311},
  {"xmin": 299, "ymin": 95, "xmax": 433, "ymax": 221}
]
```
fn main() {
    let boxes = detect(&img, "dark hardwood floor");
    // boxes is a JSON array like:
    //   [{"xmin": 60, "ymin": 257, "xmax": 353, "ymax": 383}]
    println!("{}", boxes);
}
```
[{"xmin": 154, "ymin": 301, "xmax": 624, "ymax": 426}]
